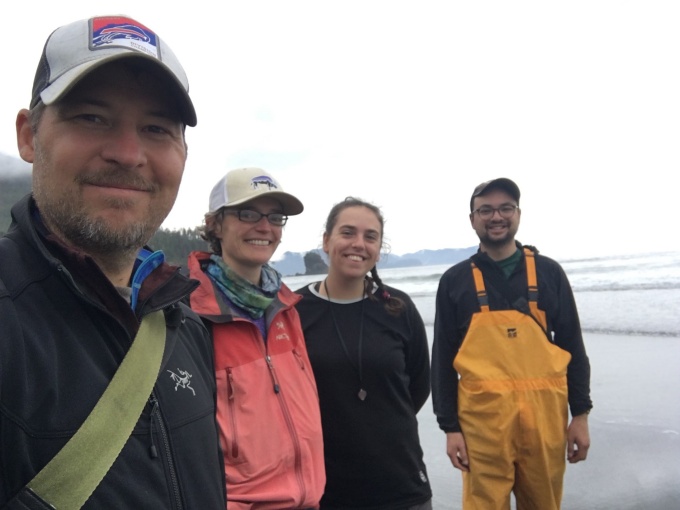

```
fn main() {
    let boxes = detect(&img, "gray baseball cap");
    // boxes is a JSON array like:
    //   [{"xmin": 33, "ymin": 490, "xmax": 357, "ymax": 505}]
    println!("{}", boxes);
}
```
[
  {"xmin": 470, "ymin": 178, "xmax": 521, "ymax": 211},
  {"xmin": 30, "ymin": 15, "xmax": 197, "ymax": 126}
]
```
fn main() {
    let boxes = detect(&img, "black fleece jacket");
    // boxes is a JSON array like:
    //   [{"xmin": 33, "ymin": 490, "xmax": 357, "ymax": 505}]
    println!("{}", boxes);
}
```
[{"xmin": 0, "ymin": 195, "xmax": 226, "ymax": 509}]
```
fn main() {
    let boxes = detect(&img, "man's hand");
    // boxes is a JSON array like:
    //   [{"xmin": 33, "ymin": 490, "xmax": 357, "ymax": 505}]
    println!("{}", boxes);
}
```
[
  {"xmin": 446, "ymin": 432, "xmax": 470, "ymax": 472},
  {"xmin": 567, "ymin": 412, "xmax": 591, "ymax": 463}
]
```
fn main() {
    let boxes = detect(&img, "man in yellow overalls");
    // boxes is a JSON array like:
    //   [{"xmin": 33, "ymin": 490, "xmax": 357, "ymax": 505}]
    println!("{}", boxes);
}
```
[{"xmin": 432, "ymin": 178, "xmax": 592, "ymax": 509}]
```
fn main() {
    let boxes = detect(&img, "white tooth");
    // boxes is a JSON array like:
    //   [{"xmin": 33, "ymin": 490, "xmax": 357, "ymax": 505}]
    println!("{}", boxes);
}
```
[
  {"xmin": 348, "ymin": 255, "xmax": 363, "ymax": 261},
  {"xmin": 248, "ymin": 240, "xmax": 270, "ymax": 246}
]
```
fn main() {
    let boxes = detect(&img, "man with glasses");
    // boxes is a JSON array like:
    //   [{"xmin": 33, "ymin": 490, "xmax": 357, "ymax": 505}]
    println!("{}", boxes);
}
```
[{"xmin": 432, "ymin": 178, "xmax": 592, "ymax": 509}]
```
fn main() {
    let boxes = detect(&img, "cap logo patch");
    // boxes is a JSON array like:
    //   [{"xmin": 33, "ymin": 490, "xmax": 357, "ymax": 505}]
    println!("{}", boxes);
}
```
[
  {"xmin": 250, "ymin": 175, "xmax": 279, "ymax": 191},
  {"xmin": 90, "ymin": 16, "xmax": 160, "ymax": 59}
]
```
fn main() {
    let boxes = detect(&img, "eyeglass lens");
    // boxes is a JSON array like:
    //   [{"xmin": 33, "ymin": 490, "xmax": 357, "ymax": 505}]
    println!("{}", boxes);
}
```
[
  {"xmin": 238, "ymin": 209, "xmax": 287, "ymax": 226},
  {"xmin": 476, "ymin": 205, "xmax": 517, "ymax": 220}
]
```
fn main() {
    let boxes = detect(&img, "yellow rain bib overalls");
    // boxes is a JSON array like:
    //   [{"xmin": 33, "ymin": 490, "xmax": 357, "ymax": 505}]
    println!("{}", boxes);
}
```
[{"xmin": 454, "ymin": 249, "xmax": 572, "ymax": 510}]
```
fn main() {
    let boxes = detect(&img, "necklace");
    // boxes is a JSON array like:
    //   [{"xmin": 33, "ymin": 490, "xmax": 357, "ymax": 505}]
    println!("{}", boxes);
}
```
[{"xmin": 323, "ymin": 279, "xmax": 367, "ymax": 401}]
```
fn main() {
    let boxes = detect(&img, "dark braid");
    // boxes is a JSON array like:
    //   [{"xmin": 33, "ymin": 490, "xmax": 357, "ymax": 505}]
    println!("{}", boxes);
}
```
[
  {"xmin": 366, "ymin": 266, "xmax": 405, "ymax": 316},
  {"xmin": 325, "ymin": 197, "xmax": 405, "ymax": 316}
]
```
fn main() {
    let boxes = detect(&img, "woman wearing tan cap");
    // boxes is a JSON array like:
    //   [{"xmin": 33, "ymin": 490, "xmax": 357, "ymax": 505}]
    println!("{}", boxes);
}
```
[{"xmin": 187, "ymin": 168, "xmax": 324, "ymax": 510}]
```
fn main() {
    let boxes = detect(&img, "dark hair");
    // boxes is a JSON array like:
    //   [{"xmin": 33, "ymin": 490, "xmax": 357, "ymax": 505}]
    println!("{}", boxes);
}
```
[
  {"xmin": 324, "ymin": 197, "xmax": 405, "ymax": 316},
  {"xmin": 200, "ymin": 209, "xmax": 226, "ymax": 255}
]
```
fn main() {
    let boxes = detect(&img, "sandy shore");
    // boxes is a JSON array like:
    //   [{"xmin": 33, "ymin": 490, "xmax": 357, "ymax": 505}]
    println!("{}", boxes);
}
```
[{"xmin": 418, "ymin": 332, "xmax": 680, "ymax": 509}]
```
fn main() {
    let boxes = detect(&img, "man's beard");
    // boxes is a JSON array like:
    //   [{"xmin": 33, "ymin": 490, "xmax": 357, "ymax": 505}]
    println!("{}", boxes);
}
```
[
  {"xmin": 32, "ymin": 148, "xmax": 168, "ymax": 260},
  {"xmin": 478, "ymin": 222, "xmax": 518, "ymax": 248},
  {"xmin": 480, "ymin": 232, "xmax": 513, "ymax": 248},
  {"xmin": 41, "ymin": 200, "xmax": 153, "ymax": 257}
]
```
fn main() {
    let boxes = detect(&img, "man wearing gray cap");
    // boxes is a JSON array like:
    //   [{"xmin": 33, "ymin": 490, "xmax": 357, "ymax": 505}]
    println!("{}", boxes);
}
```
[
  {"xmin": 0, "ymin": 16, "xmax": 225, "ymax": 509},
  {"xmin": 432, "ymin": 178, "xmax": 592, "ymax": 509}
]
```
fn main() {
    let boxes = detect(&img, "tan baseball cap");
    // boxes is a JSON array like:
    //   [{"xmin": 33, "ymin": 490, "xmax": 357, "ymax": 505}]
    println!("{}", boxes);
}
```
[{"xmin": 208, "ymin": 168, "xmax": 304, "ymax": 215}]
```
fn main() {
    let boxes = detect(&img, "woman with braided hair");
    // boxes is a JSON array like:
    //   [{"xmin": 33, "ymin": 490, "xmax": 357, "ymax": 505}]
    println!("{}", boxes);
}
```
[{"xmin": 296, "ymin": 197, "xmax": 432, "ymax": 510}]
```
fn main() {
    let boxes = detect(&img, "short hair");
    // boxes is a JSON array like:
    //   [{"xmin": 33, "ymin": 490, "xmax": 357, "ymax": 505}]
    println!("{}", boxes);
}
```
[
  {"xmin": 200, "ymin": 209, "xmax": 226, "ymax": 255},
  {"xmin": 28, "ymin": 101, "xmax": 47, "ymax": 133}
]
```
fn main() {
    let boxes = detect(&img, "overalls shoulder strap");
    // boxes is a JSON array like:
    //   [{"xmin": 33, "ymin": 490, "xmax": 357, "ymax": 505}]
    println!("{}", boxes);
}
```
[
  {"xmin": 523, "ymin": 247, "xmax": 547, "ymax": 331},
  {"xmin": 470, "ymin": 248, "xmax": 548, "ymax": 332},
  {"xmin": 470, "ymin": 261, "xmax": 489, "ymax": 313}
]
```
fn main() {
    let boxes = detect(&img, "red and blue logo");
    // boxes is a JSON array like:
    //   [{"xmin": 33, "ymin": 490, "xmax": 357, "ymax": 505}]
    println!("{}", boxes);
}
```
[{"xmin": 90, "ymin": 17, "xmax": 159, "ymax": 56}]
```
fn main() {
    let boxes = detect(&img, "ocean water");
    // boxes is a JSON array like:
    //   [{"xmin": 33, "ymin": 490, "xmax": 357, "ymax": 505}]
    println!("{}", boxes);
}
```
[
  {"xmin": 284, "ymin": 251, "xmax": 680, "ymax": 509},
  {"xmin": 286, "ymin": 250, "xmax": 680, "ymax": 337}
]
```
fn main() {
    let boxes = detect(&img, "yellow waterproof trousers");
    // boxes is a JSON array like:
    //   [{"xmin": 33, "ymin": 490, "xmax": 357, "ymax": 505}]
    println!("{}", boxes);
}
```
[{"xmin": 453, "ymin": 255, "xmax": 571, "ymax": 510}]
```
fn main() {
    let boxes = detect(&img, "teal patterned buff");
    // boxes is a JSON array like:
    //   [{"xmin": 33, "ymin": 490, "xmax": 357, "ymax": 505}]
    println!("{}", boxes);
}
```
[{"xmin": 206, "ymin": 254, "xmax": 282, "ymax": 319}]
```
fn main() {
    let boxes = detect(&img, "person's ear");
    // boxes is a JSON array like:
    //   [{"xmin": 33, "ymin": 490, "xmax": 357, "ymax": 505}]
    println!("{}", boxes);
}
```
[{"xmin": 16, "ymin": 109, "xmax": 36, "ymax": 163}]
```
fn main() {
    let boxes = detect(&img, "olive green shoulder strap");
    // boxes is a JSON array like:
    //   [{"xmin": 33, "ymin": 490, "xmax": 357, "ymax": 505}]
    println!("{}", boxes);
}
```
[{"xmin": 20, "ymin": 310, "xmax": 166, "ymax": 509}]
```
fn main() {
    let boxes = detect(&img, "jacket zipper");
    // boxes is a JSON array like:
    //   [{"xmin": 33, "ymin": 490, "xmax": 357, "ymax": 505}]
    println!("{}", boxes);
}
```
[
  {"xmin": 149, "ymin": 393, "xmax": 184, "ymax": 510},
  {"xmin": 226, "ymin": 368, "xmax": 240, "ymax": 458},
  {"xmin": 273, "ymin": 379, "xmax": 307, "ymax": 504},
  {"xmin": 262, "ymin": 345, "xmax": 307, "ymax": 503},
  {"xmin": 265, "ymin": 354, "xmax": 281, "ymax": 394},
  {"xmin": 292, "ymin": 348, "xmax": 317, "ymax": 390}
]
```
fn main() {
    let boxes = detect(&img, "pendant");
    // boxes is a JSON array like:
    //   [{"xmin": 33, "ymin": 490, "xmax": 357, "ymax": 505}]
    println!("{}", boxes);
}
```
[{"xmin": 358, "ymin": 388, "xmax": 367, "ymax": 401}]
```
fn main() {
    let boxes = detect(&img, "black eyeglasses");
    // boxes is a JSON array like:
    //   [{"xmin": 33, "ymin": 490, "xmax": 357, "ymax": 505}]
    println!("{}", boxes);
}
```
[
  {"xmin": 472, "ymin": 204, "xmax": 519, "ymax": 220},
  {"xmin": 224, "ymin": 209, "xmax": 288, "ymax": 226}
]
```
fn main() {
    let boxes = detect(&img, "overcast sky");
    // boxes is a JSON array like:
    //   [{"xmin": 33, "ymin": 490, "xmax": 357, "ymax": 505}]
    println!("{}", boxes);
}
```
[{"xmin": 2, "ymin": 1, "xmax": 678, "ymax": 261}]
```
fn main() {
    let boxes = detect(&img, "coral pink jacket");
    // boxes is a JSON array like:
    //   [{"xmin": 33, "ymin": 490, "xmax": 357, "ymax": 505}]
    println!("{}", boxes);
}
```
[{"xmin": 188, "ymin": 251, "xmax": 325, "ymax": 510}]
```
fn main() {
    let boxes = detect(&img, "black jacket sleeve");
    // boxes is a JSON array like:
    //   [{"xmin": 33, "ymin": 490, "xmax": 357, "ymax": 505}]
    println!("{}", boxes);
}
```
[
  {"xmin": 431, "ymin": 265, "xmax": 467, "ymax": 432},
  {"xmin": 539, "ymin": 257, "xmax": 593, "ymax": 416},
  {"xmin": 402, "ymin": 292, "xmax": 431, "ymax": 413}
]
